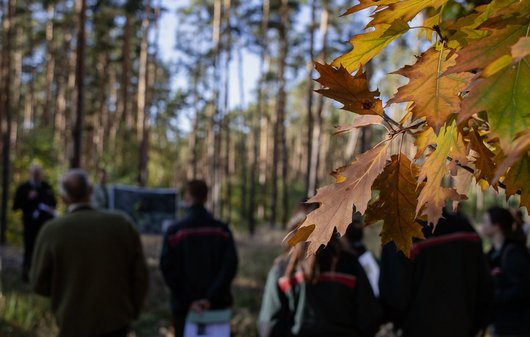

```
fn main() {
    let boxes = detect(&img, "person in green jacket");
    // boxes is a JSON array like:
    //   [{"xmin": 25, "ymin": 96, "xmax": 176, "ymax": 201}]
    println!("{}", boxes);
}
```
[
  {"xmin": 31, "ymin": 169, "xmax": 149, "ymax": 337},
  {"xmin": 258, "ymin": 233, "xmax": 383, "ymax": 337}
]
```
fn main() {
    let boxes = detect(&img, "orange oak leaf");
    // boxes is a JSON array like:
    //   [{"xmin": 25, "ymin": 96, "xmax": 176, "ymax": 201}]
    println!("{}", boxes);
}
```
[
  {"xmin": 468, "ymin": 129, "xmax": 496, "ymax": 183},
  {"xmin": 365, "ymin": 154, "xmax": 425, "ymax": 256},
  {"xmin": 388, "ymin": 48, "xmax": 473, "ymax": 133},
  {"xmin": 315, "ymin": 63, "xmax": 384, "ymax": 115},
  {"xmin": 294, "ymin": 142, "xmax": 390, "ymax": 254},
  {"xmin": 334, "ymin": 115, "xmax": 384, "ymax": 135},
  {"xmin": 417, "ymin": 121, "xmax": 468, "ymax": 225}
]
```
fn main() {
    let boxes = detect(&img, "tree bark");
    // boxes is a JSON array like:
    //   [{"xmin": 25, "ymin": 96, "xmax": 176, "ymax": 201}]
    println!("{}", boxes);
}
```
[
  {"xmin": 43, "ymin": 2, "xmax": 56, "ymax": 127},
  {"xmin": 270, "ymin": 0, "xmax": 289, "ymax": 227},
  {"xmin": 70, "ymin": 0, "xmax": 87, "ymax": 168},
  {"xmin": 137, "ymin": 0, "xmax": 151, "ymax": 186},
  {"xmin": 1, "ymin": 0, "xmax": 16, "ymax": 244},
  {"xmin": 248, "ymin": 0, "xmax": 269, "ymax": 234},
  {"xmin": 305, "ymin": 0, "xmax": 316, "ymax": 197}
]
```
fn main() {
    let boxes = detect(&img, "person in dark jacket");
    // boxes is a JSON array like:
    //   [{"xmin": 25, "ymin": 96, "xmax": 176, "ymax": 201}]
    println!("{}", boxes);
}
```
[
  {"xmin": 31, "ymin": 169, "xmax": 149, "ymax": 337},
  {"xmin": 258, "ymin": 234, "xmax": 383, "ymax": 337},
  {"xmin": 13, "ymin": 164, "xmax": 57, "ymax": 281},
  {"xmin": 160, "ymin": 180, "xmax": 238, "ymax": 337},
  {"xmin": 379, "ymin": 210, "xmax": 494, "ymax": 337},
  {"xmin": 483, "ymin": 206, "xmax": 530, "ymax": 337}
]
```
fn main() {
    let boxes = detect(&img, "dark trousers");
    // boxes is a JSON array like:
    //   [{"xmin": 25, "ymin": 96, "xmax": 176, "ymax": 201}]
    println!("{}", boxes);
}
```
[
  {"xmin": 22, "ymin": 222, "xmax": 44, "ymax": 273},
  {"xmin": 94, "ymin": 326, "xmax": 129, "ymax": 337},
  {"xmin": 173, "ymin": 311, "xmax": 187, "ymax": 337}
]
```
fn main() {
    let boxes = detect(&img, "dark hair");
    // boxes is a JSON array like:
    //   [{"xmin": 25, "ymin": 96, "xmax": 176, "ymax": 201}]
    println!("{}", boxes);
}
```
[
  {"xmin": 487, "ymin": 206, "xmax": 525, "ymax": 245},
  {"xmin": 62, "ymin": 169, "xmax": 90, "ymax": 202},
  {"xmin": 186, "ymin": 180, "xmax": 208, "ymax": 203}
]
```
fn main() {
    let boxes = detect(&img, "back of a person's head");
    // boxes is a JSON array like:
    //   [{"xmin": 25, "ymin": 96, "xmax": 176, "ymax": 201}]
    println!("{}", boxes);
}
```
[
  {"xmin": 61, "ymin": 169, "xmax": 92, "ymax": 204},
  {"xmin": 487, "ymin": 206, "xmax": 524, "ymax": 245},
  {"xmin": 431, "ymin": 209, "xmax": 474, "ymax": 236},
  {"xmin": 284, "ymin": 234, "xmax": 348, "ymax": 283},
  {"xmin": 186, "ymin": 180, "xmax": 208, "ymax": 204}
]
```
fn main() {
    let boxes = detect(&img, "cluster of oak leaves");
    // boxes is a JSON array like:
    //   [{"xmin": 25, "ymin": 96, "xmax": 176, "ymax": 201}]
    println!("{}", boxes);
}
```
[{"xmin": 289, "ymin": 0, "xmax": 530, "ymax": 256}]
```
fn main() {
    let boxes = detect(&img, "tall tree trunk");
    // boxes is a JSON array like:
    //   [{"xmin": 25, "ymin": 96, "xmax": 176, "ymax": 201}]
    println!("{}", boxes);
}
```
[
  {"xmin": 209, "ymin": 0, "xmax": 222, "ymax": 216},
  {"xmin": 43, "ymin": 2, "xmax": 56, "ymax": 127},
  {"xmin": 1, "ymin": 0, "xmax": 16, "ymax": 244},
  {"xmin": 70, "ymin": 0, "xmax": 87, "ymax": 168},
  {"xmin": 122, "ymin": 12, "xmax": 133, "ymax": 129},
  {"xmin": 270, "ymin": 0, "xmax": 289, "ymax": 227},
  {"xmin": 248, "ymin": 0, "xmax": 269, "ymax": 234},
  {"xmin": 308, "ymin": 1, "xmax": 329, "ymax": 196},
  {"xmin": 222, "ymin": 0, "xmax": 232, "ymax": 222},
  {"xmin": 137, "ymin": 0, "xmax": 151, "ymax": 186},
  {"xmin": 305, "ymin": 0, "xmax": 316, "ymax": 197}
]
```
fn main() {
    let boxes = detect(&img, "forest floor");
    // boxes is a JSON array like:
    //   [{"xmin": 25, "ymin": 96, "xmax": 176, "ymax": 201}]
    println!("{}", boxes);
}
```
[{"xmin": 0, "ymin": 228, "xmax": 284, "ymax": 337}]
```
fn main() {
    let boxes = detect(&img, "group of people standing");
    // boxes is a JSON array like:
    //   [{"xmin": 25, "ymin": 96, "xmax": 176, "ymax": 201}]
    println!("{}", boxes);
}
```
[
  {"xmin": 258, "ymin": 208, "xmax": 530, "ymax": 337},
  {"xmin": 9, "ymin": 165, "xmax": 530, "ymax": 337}
]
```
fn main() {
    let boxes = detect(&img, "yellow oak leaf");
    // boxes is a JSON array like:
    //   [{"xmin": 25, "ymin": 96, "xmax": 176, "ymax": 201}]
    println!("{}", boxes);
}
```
[
  {"xmin": 388, "ymin": 48, "xmax": 473, "ymax": 133},
  {"xmin": 332, "ymin": 20, "xmax": 409, "ymax": 73}
]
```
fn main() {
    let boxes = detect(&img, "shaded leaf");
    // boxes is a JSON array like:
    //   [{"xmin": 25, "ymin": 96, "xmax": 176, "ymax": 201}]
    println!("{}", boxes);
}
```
[
  {"xmin": 315, "ymin": 63, "xmax": 384, "ymax": 115},
  {"xmin": 389, "ymin": 48, "xmax": 473, "ymax": 133},
  {"xmin": 297, "ymin": 143, "xmax": 390, "ymax": 255},
  {"xmin": 332, "ymin": 21, "xmax": 409, "ymax": 73},
  {"xmin": 414, "ymin": 127, "xmax": 436, "ymax": 159},
  {"xmin": 365, "ymin": 154, "xmax": 425, "ymax": 256},
  {"xmin": 468, "ymin": 129, "xmax": 496, "ymax": 183},
  {"xmin": 503, "ymin": 153, "xmax": 530, "ymax": 210},
  {"xmin": 457, "ymin": 55, "xmax": 530, "ymax": 146},
  {"xmin": 445, "ymin": 23, "xmax": 529, "ymax": 75},
  {"xmin": 334, "ymin": 115, "xmax": 384, "ymax": 135},
  {"xmin": 512, "ymin": 36, "xmax": 530, "ymax": 61},
  {"xmin": 493, "ymin": 131, "xmax": 530, "ymax": 184}
]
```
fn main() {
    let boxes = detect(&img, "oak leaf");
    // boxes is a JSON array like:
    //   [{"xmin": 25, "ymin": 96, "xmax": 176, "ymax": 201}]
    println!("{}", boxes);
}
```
[
  {"xmin": 512, "ymin": 36, "xmax": 530, "ymax": 61},
  {"xmin": 502, "ymin": 154, "xmax": 530, "ymax": 210},
  {"xmin": 332, "ymin": 20, "xmax": 409, "ymax": 73},
  {"xmin": 445, "ymin": 23, "xmax": 529, "ymax": 75},
  {"xmin": 493, "ymin": 131, "xmax": 530, "ymax": 184},
  {"xmin": 457, "ymin": 55, "xmax": 530, "ymax": 146},
  {"xmin": 315, "ymin": 63, "xmax": 384, "ymax": 115},
  {"xmin": 417, "ymin": 121, "xmax": 468, "ymax": 225},
  {"xmin": 293, "ymin": 143, "xmax": 390, "ymax": 254},
  {"xmin": 468, "ymin": 129, "xmax": 496, "ymax": 183},
  {"xmin": 388, "ymin": 48, "xmax": 473, "ymax": 133},
  {"xmin": 334, "ymin": 115, "xmax": 384, "ymax": 135},
  {"xmin": 365, "ymin": 154, "xmax": 425, "ymax": 256}
]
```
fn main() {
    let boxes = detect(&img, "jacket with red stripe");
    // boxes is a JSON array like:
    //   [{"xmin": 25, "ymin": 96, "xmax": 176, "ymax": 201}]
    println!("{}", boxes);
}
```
[
  {"xmin": 258, "ymin": 247, "xmax": 383, "ymax": 337},
  {"xmin": 159, "ymin": 204, "xmax": 238, "ymax": 313},
  {"xmin": 379, "ymin": 212, "xmax": 494, "ymax": 337}
]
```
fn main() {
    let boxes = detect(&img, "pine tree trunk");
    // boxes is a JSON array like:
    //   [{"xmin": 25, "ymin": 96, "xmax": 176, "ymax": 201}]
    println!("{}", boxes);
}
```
[
  {"xmin": 308, "ymin": 2, "xmax": 329, "ymax": 196},
  {"xmin": 305, "ymin": 0, "xmax": 316, "ymax": 197},
  {"xmin": 122, "ymin": 12, "xmax": 132, "ymax": 129},
  {"xmin": 0, "ymin": 0, "xmax": 16, "ymax": 244},
  {"xmin": 137, "ymin": 0, "xmax": 151, "ymax": 186},
  {"xmin": 43, "ymin": 2, "xmax": 56, "ymax": 127},
  {"xmin": 70, "ymin": 0, "xmax": 87, "ymax": 168},
  {"xmin": 248, "ymin": 0, "xmax": 269, "ymax": 234},
  {"xmin": 270, "ymin": 0, "xmax": 289, "ymax": 227}
]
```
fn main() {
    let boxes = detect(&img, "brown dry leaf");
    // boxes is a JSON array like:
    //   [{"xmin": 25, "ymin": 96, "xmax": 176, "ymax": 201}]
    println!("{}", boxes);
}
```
[
  {"xmin": 388, "ymin": 48, "xmax": 473, "ymax": 133},
  {"xmin": 468, "ymin": 129, "xmax": 496, "ymax": 183},
  {"xmin": 295, "ymin": 142, "xmax": 390, "ymax": 254},
  {"xmin": 334, "ymin": 115, "xmax": 384, "ymax": 135},
  {"xmin": 315, "ymin": 63, "xmax": 384, "ymax": 116},
  {"xmin": 365, "ymin": 154, "xmax": 425, "ymax": 256}
]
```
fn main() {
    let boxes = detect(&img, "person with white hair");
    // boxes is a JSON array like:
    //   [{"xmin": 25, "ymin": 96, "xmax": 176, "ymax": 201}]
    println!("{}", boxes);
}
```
[
  {"xmin": 31, "ymin": 169, "xmax": 149, "ymax": 337},
  {"xmin": 13, "ymin": 164, "xmax": 56, "ymax": 282}
]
